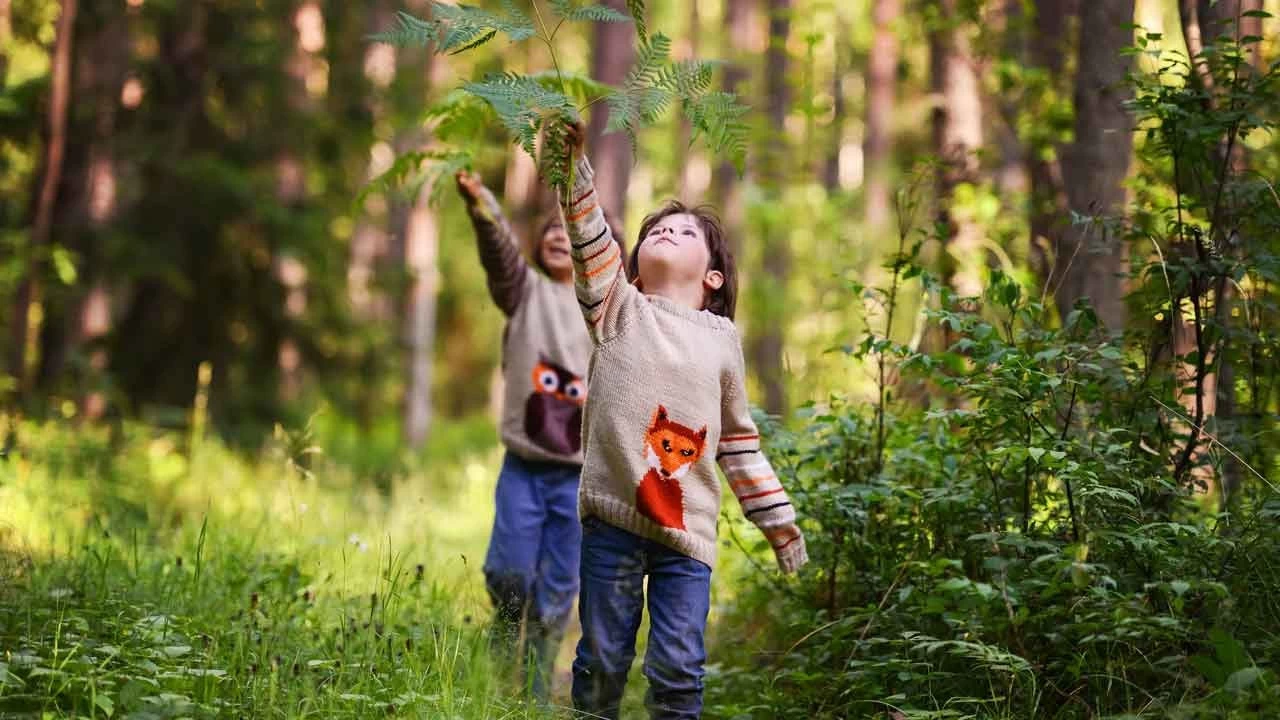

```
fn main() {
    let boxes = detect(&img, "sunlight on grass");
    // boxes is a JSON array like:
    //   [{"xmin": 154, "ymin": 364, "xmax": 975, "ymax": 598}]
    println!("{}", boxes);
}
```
[{"xmin": 0, "ymin": 418, "xmax": 571, "ymax": 718}]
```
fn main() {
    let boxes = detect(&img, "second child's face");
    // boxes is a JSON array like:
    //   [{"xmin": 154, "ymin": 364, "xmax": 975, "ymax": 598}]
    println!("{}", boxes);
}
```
[
  {"xmin": 636, "ymin": 213, "xmax": 711, "ymax": 291},
  {"xmin": 539, "ymin": 224, "xmax": 573, "ymax": 281}
]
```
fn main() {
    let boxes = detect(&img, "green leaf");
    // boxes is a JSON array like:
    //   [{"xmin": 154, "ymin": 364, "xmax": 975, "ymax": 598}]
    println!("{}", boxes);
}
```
[
  {"xmin": 1224, "ymin": 667, "xmax": 1266, "ymax": 693},
  {"xmin": 369, "ymin": 3, "xmax": 535, "ymax": 52},
  {"xmin": 51, "ymin": 245, "xmax": 78, "ymax": 285},
  {"xmin": 684, "ymin": 91, "xmax": 749, "ymax": 173},
  {"xmin": 626, "ymin": 0, "xmax": 647, "ymax": 41},
  {"xmin": 463, "ymin": 72, "xmax": 576, "ymax": 157},
  {"xmin": 95, "ymin": 694, "xmax": 115, "ymax": 717},
  {"xmin": 548, "ymin": 0, "xmax": 632, "ymax": 23},
  {"xmin": 1028, "ymin": 447, "xmax": 1046, "ymax": 464}
]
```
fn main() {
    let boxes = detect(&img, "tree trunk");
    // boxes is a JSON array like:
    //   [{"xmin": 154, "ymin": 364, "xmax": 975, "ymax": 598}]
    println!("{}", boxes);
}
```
[
  {"xmin": 711, "ymin": 0, "xmax": 754, "ymax": 260},
  {"xmin": 992, "ymin": 0, "xmax": 1029, "ymax": 199},
  {"xmin": 585, "ymin": 0, "xmax": 636, "ymax": 225},
  {"xmin": 349, "ymin": 0, "xmax": 398, "ymax": 322},
  {"xmin": 750, "ymin": 0, "xmax": 792, "ymax": 415},
  {"xmin": 863, "ymin": 0, "xmax": 900, "ymax": 232},
  {"xmin": 1027, "ymin": 0, "xmax": 1076, "ymax": 290},
  {"xmin": 398, "ymin": 3, "xmax": 441, "ymax": 449},
  {"xmin": 1055, "ymin": 0, "xmax": 1134, "ymax": 331},
  {"xmin": 929, "ymin": 0, "xmax": 984, "ymax": 300},
  {"xmin": 677, "ymin": 0, "xmax": 701, "ymax": 202},
  {"xmin": 8, "ymin": 0, "xmax": 77, "ymax": 399},
  {"xmin": 402, "ymin": 186, "xmax": 438, "ymax": 447}
]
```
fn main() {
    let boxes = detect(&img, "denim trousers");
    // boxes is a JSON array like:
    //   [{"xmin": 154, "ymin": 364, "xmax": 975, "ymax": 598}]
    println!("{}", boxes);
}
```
[
  {"xmin": 483, "ymin": 452, "xmax": 582, "ymax": 698},
  {"xmin": 572, "ymin": 516, "xmax": 712, "ymax": 720}
]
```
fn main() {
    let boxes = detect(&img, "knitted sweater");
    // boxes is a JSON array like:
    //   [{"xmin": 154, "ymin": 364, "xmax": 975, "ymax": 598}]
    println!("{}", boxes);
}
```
[
  {"xmin": 560, "ymin": 155, "xmax": 808, "ymax": 573},
  {"xmin": 464, "ymin": 182, "xmax": 592, "ymax": 466}
]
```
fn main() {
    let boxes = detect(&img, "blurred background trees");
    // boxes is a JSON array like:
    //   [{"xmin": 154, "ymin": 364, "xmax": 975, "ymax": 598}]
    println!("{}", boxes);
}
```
[{"xmin": 2, "ymin": 0, "xmax": 1277, "ymax": 462}]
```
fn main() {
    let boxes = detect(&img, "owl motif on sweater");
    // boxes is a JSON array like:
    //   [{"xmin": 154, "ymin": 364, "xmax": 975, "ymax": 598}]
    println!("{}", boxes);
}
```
[
  {"xmin": 524, "ymin": 355, "xmax": 586, "ymax": 456},
  {"xmin": 637, "ymin": 405, "xmax": 707, "ymax": 531}
]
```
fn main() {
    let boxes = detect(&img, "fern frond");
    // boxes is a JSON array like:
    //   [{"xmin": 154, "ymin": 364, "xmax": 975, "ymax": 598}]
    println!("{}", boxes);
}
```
[
  {"xmin": 357, "ymin": 149, "xmax": 473, "ymax": 207},
  {"xmin": 528, "ymin": 70, "xmax": 614, "ymax": 105},
  {"xmin": 369, "ymin": 2, "xmax": 534, "ymax": 52},
  {"xmin": 548, "ymin": 0, "xmax": 632, "ymax": 23},
  {"xmin": 463, "ymin": 72, "xmax": 576, "ymax": 158},
  {"xmin": 424, "ymin": 89, "xmax": 495, "ymax": 145},
  {"xmin": 685, "ymin": 91, "xmax": 750, "ymax": 174},
  {"xmin": 657, "ymin": 59, "xmax": 717, "ymax": 96},
  {"xmin": 626, "ymin": 0, "xmax": 647, "ymax": 42}
]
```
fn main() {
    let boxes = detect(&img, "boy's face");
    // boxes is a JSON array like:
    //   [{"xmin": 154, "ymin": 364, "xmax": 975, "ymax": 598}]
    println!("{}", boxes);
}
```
[
  {"xmin": 539, "ymin": 224, "xmax": 573, "ymax": 281},
  {"xmin": 636, "ymin": 212, "xmax": 714, "ymax": 292}
]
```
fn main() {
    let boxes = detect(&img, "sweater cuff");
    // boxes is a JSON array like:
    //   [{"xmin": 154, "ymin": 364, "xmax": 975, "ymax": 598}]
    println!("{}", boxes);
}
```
[{"xmin": 774, "ymin": 532, "xmax": 809, "ymax": 574}]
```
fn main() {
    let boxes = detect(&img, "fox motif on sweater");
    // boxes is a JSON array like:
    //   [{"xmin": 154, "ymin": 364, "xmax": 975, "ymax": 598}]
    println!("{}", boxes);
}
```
[{"xmin": 637, "ymin": 405, "xmax": 707, "ymax": 530}]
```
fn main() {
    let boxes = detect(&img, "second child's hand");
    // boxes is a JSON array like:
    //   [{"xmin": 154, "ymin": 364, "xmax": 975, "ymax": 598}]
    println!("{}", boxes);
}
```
[{"xmin": 455, "ymin": 170, "xmax": 485, "ymax": 203}]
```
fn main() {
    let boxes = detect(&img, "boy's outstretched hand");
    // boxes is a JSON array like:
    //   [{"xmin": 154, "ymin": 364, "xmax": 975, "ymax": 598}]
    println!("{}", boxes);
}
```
[
  {"xmin": 562, "ymin": 117, "xmax": 586, "ymax": 157},
  {"xmin": 454, "ymin": 170, "xmax": 485, "ymax": 204}
]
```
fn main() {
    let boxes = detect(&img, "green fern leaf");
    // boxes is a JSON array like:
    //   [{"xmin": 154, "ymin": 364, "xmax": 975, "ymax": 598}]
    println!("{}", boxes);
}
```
[
  {"xmin": 357, "ymin": 149, "xmax": 473, "ymax": 207},
  {"xmin": 626, "ymin": 0, "xmax": 647, "ymax": 42},
  {"xmin": 685, "ymin": 91, "xmax": 750, "ymax": 174},
  {"xmin": 369, "ymin": 2, "xmax": 534, "ymax": 52},
  {"xmin": 463, "ymin": 72, "xmax": 576, "ymax": 158},
  {"xmin": 548, "ymin": 0, "xmax": 632, "ymax": 23},
  {"xmin": 657, "ymin": 59, "xmax": 717, "ymax": 96},
  {"xmin": 602, "ymin": 32, "xmax": 674, "ymax": 154},
  {"xmin": 424, "ymin": 89, "xmax": 495, "ymax": 145},
  {"xmin": 528, "ymin": 70, "xmax": 614, "ymax": 105}
]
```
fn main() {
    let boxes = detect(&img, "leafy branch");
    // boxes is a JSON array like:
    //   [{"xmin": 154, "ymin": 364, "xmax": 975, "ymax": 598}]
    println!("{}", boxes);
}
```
[{"xmin": 368, "ymin": 0, "xmax": 750, "ymax": 196}]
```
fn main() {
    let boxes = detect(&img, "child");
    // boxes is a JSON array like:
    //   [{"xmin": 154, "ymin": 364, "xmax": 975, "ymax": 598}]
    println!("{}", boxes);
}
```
[
  {"xmin": 544, "ymin": 123, "xmax": 808, "ymax": 719},
  {"xmin": 455, "ymin": 170, "xmax": 620, "ymax": 698}
]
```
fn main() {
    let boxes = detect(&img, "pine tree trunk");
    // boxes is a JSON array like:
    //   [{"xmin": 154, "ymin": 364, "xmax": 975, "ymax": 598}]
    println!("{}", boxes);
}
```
[
  {"xmin": 750, "ymin": 0, "xmax": 792, "ymax": 416},
  {"xmin": 863, "ymin": 0, "xmax": 900, "ymax": 232},
  {"xmin": 711, "ymin": 0, "xmax": 753, "ymax": 260},
  {"xmin": 929, "ymin": 0, "xmax": 984, "ymax": 300},
  {"xmin": 1055, "ymin": 0, "xmax": 1134, "ymax": 331},
  {"xmin": 822, "ymin": 5, "xmax": 849, "ymax": 191},
  {"xmin": 403, "ymin": 187, "xmax": 438, "ymax": 448},
  {"xmin": 8, "ymin": 0, "xmax": 77, "ymax": 400},
  {"xmin": 1027, "ymin": 0, "xmax": 1075, "ymax": 290},
  {"xmin": 585, "ymin": 0, "xmax": 636, "ymax": 225}
]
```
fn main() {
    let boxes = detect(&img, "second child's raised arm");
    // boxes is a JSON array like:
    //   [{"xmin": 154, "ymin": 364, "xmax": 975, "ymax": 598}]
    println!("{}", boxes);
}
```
[{"xmin": 457, "ymin": 171, "xmax": 530, "ymax": 317}]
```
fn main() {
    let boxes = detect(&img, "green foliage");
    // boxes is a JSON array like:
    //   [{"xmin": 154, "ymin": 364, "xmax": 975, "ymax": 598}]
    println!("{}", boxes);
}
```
[
  {"xmin": 370, "ymin": 0, "xmax": 747, "ymax": 193},
  {"xmin": 547, "ymin": 0, "xmax": 631, "ymax": 24},
  {"xmin": 703, "ymin": 29, "xmax": 1280, "ymax": 719},
  {"xmin": 0, "ymin": 418, "xmax": 551, "ymax": 718},
  {"xmin": 368, "ymin": 3, "xmax": 535, "ymax": 53}
]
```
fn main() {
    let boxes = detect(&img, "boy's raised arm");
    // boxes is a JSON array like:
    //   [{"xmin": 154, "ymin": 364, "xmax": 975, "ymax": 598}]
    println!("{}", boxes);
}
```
[
  {"xmin": 555, "ymin": 122, "xmax": 633, "ymax": 344},
  {"xmin": 456, "ymin": 171, "xmax": 531, "ymax": 317},
  {"xmin": 718, "ymin": 342, "xmax": 809, "ymax": 574}
]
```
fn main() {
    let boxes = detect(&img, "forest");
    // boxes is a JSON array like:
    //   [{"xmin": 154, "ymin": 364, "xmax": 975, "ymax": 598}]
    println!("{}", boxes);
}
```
[{"xmin": 2, "ymin": 0, "xmax": 1280, "ymax": 717}]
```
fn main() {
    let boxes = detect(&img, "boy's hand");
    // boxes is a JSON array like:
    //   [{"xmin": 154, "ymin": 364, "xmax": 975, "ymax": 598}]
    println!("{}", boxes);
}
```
[
  {"xmin": 563, "ymin": 117, "xmax": 586, "ymax": 158},
  {"xmin": 455, "ymin": 170, "xmax": 485, "ymax": 204}
]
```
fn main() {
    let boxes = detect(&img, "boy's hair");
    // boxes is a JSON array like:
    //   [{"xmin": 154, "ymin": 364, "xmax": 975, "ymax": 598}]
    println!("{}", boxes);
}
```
[{"xmin": 629, "ymin": 200, "xmax": 737, "ymax": 320}]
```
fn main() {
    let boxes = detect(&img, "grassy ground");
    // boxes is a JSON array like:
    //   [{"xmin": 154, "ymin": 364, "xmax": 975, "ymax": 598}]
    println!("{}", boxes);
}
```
[
  {"xmin": 0, "ymin": 417, "xmax": 571, "ymax": 718},
  {"xmin": 1, "ymin": 417, "xmax": 773, "ymax": 718}
]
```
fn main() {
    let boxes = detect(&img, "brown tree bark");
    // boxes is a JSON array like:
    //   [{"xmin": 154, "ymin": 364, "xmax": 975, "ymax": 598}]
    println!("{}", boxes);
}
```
[
  {"xmin": 585, "ymin": 0, "xmax": 636, "ymax": 226},
  {"xmin": 402, "ymin": 185, "xmax": 438, "ymax": 447},
  {"xmin": 399, "ymin": 3, "xmax": 442, "ymax": 449},
  {"xmin": 863, "ymin": 0, "xmax": 900, "ymax": 232},
  {"xmin": 711, "ymin": 0, "xmax": 754, "ymax": 261},
  {"xmin": 1054, "ymin": 1, "xmax": 1134, "ymax": 331},
  {"xmin": 822, "ymin": 5, "xmax": 849, "ymax": 191},
  {"xmin": 1027, "ymin": 0, "xmax": 1076, "ymax": 289},
  {"xmin": 929, "ymin": 0, "xmax": 984, "ymax": 300},
  {"xmin": 8, "ymin": 0, "xmax": 77, "ymax": 399},
  {"xmin": 750, "ymin": 0, "xmax": 792, "ymax": 415}
]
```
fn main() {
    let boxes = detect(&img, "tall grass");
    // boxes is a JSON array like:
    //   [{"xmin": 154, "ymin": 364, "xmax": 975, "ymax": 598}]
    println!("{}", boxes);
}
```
[{"xmin": 0, "ymin": 416, "xmax": 570, "ymax": 718}]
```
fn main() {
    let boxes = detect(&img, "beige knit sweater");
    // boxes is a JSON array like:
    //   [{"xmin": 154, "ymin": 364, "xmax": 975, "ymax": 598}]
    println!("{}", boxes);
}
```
[
  {"xmin": 463, "ymin": 182, "xmax": 592, "ymax": 466},
  {"xmin": 561, "ymin": 155, "xmax": 808, "ymax": 573}
]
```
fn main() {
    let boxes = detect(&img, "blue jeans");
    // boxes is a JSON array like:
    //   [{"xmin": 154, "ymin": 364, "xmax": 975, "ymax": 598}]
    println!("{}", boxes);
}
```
[
  {"xmin": 572, "ymin": 516, "xmax": 712, "ymax": 720},
  {"xmin": 483, "ymin": 452, "xmax": 582, "ymax": 697}
]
